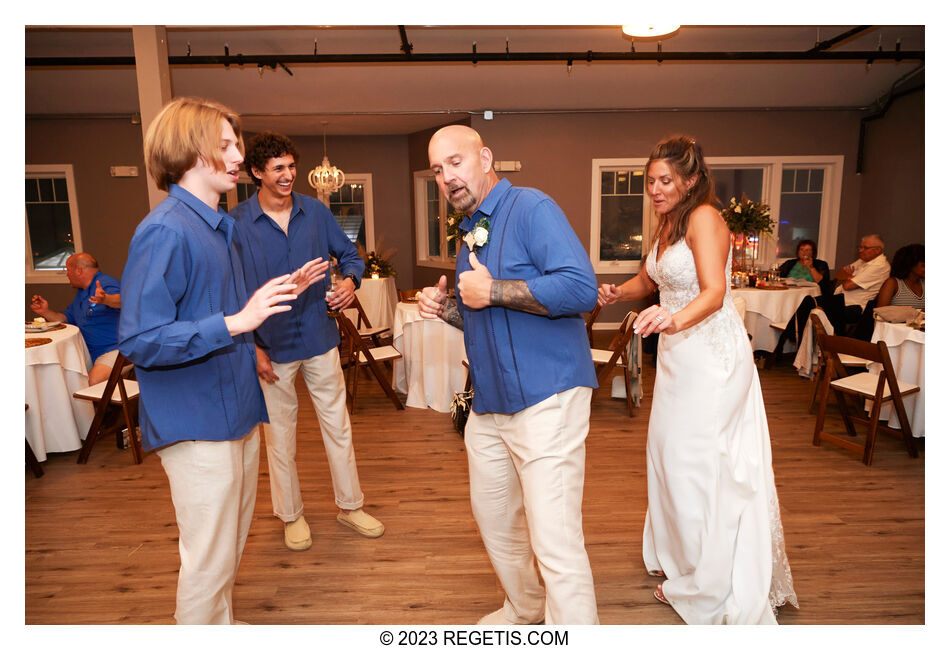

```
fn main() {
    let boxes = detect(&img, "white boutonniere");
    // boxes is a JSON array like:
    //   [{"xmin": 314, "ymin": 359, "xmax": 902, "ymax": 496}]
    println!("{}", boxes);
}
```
[{"xmin": 462, "ymin": 217, "xmax": 491, "ymax": 255}]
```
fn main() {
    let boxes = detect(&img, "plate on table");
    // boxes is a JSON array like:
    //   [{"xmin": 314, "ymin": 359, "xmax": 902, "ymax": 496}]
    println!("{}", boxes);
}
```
[
  {"xmin": 26, "ymin": 337, "xmax": 53, "ymax": 348},
  {"xmin": 25, "ymin": 322, "xmax": 64, "ymax": 333}
]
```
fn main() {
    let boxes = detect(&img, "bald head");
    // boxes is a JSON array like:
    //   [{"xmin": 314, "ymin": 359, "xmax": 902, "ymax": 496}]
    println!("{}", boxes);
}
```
[
  {"xmin": 65, "ymin": 253, "xmax": 99, "ymax": 289},
  {"xmin": 428, "ymin": 125, "xmax": 498, "ymax": 215}
]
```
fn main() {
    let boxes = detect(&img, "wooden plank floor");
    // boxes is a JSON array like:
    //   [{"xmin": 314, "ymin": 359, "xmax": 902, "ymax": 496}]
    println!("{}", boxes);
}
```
[{"xmin": 25, "ymin": 352, "xmax": 924, "ymax": 625}]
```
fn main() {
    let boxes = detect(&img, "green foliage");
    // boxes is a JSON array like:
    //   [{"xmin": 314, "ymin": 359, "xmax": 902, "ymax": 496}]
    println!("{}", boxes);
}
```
[{"xmin": 721, "ymin": 194, "xmax": 773, "ymax": 236}]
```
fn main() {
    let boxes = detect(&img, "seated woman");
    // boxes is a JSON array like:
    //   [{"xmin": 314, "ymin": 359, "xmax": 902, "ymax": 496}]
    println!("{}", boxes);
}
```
[
  {"xmin": 876, "ymin": 243, "xmax": 924, "ymax": 308},
  {"xmin": 778, "ymin": 239, "xmax": 830, "ymax": 295}
]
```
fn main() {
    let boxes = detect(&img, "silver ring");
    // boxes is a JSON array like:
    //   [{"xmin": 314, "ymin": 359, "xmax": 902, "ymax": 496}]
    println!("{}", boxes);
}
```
[{"xmin": 655, "ymin": 316, "xmax": 664, "ymax": 323}]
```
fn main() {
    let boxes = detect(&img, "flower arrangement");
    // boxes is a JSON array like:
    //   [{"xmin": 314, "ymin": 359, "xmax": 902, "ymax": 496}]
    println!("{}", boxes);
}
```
[
  {"xmin": 721, "ymin": 194, "xmax": 773, "ymax": 236},
  {"xmin": 445, "ymin": 209, "xmax": 467, "ymax": 242},
  {"xmin": 356, "ymin": 240, "xmax": 397, "ymax": 278}
]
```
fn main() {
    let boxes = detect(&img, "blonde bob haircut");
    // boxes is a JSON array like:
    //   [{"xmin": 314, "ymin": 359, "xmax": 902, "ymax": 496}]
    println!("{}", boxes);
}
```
[{"xmin": 144, "ymin": 97, "xmax": 244, "ymax": 191}]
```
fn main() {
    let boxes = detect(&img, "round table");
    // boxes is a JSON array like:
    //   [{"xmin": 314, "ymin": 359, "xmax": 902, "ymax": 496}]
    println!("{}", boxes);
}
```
[
  {"xmin": 733, "ymin": 284, "xmax": 821, "ymax": 351},
  {"xmin": 352, "ymin": 276, "xmax": 398, "ymax": 332},
  {"xmin": 25, "ymin": 324, "xmax": 95, "ymax": 461},
  {"xmin": 391, "ymin": 302, "xmax": 467, "ymax": 412},
  {"xmin": 869, "ymin": 320, "xmax": 925, "ymax": 437}
]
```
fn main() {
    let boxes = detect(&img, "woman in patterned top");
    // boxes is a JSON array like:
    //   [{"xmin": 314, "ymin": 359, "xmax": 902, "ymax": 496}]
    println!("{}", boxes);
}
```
[{"xmin": 876, "ymin": 244, "xmax": 924, "ymax": 308}]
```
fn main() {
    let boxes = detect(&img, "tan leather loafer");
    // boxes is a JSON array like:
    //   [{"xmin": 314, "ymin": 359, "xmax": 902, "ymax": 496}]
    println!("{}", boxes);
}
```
[
  {"xmin": 284, "ymin": 516, "xmax": 312, "ymax": 551},
  {"xmin": 336, "ymin": 508, "xmax": 384, "ymax": 538}
]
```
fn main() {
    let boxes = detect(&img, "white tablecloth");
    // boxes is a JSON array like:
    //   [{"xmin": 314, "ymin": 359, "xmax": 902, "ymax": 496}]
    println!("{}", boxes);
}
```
[
  {"xmin": 733, "ymin": 285, "xmax": 821, "ymax": 351},
  {"xmin": 392, "ymin": 302, "xmax": 467, "ymax": 412},
  {"xmin": 25, "ymin": 324, "xmax": 95, "ymax": 461},
  {"xmin": 351, "ymin": 276, "xmax": 398, "ymax": 332},
  {"xmin": 869, "ymin": 321, "xmax": 925, "ymax": 437}
]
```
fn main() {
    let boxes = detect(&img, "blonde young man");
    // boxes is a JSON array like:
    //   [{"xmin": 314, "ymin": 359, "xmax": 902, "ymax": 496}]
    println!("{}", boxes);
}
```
[
  {"xmin": 418, "ymin": 125, "xmax": 600, "ymax": 625},
  {"xmin": 118, "ymin": 97, "xmax": 324, "ymax": 624}
]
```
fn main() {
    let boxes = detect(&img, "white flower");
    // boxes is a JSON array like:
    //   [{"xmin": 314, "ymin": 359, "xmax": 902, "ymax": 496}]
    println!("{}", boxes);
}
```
[
  {"xmin": 472, "ymin": 226, "xmax": 489, "ymax": 246},
  {"xmin": 463, "ymin": 232, "xmax": 476, "ymax": 250},
  {"xmin": 734, "ymin": 205, "xmax": 742, "ymax": 213}
]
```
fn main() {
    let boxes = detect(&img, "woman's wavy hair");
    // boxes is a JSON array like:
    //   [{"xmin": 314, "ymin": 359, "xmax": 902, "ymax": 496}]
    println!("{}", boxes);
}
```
[
  {"xmin": 646, "ymin": 134, "xmax": 717, "ymax": 247},
  {"xmin": 144, "ymin": 96, "xmax": 243, "ymax": 191},
  {"xmin": 796, "ymin": 239, "xmax": 818, "ymax": 258},
  {"xmin": 889, "ymin": 243, "xmax": 924, "ymax": 279}
]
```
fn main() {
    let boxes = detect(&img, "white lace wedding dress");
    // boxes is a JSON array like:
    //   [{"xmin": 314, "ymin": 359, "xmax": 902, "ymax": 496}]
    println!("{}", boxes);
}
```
[{"xmin": 642, "ymin": 237, "xmax": 798, "ymax": 624}]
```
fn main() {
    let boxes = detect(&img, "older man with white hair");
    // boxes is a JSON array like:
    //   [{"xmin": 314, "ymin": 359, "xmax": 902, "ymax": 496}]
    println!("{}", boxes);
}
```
[{"xmin": 819, "ymin": 234, "xmax": 890, "ymax": 336}]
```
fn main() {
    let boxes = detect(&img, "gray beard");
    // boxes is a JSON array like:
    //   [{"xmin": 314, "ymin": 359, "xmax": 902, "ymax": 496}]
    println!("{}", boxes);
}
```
[{"xmin": 449, "ymin": 190, "xmax": 476, "ymax": 213}]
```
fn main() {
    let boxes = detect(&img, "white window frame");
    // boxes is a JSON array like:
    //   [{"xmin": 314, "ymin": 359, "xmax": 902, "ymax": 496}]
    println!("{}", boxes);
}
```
[
  {"xmin": 590, "ymin": 155, "xmax": 844, "ymax": 273},
  {"xmin": 327, "ymin": 173, "xmax": 376, "ymax": 249},
  {"xmin": 589, "ymin": 158, "xmax": 651, "ymax": 275},
  {"xmin": 25, "ymin": 164, "xmax": 84, "ymax": 284},
  {"xmin": 413, "ymin": 170, "xmax": 456, "ymax": 270}
]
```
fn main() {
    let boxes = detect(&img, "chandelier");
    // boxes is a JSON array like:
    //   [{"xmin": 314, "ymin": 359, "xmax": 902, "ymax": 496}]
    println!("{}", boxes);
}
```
[
  {"xmin": 621, "ymin": 24, "xmax": 680, "ymax": 39},
  {"xmin": 308, "ymin": 122, "xmax": 345, "ymax": 195}
]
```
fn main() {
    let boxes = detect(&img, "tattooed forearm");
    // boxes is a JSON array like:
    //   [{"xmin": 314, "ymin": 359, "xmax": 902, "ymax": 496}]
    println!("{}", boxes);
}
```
[
  {"xmin": 489, "ymin": 280, "xmax": 549, "ymax": 316},
  {"xmin": 440, "ymin": 298, "xmax": 464, "ymax": 330}
]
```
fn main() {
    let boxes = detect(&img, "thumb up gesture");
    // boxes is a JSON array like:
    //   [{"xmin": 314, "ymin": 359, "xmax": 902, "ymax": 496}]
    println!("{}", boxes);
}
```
[
  {"xmin": 458, "ymin": 252, "xmax": 493, "ymax": 309},
  {"xmin": 419, "ymin": 275, "xmax": 449, "ymax": 319}
]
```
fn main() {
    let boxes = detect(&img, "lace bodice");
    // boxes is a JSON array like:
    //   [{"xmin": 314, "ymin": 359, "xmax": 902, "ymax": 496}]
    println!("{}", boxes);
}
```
[{"xmin": 645, "ymin": 238, "xmax": 746, "ymax": 369}]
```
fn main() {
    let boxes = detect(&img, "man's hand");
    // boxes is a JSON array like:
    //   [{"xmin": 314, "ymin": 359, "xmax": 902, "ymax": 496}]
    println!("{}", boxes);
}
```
[
  {"xmin": 598, "ymin": 283, "xmax": 622, "ymax": 306},
  {"xmin": 256, "ymin": 346, "xmax": 279, "ymax": 383},
  {"xmin": 89, "ymin": 281, "xmax": 107, "ymax": 304},
  {"xmin": 458, "ymin": 252, "xmax": 493, "ymax": 309},
  {"xmin": 419, "ymin": 276, "xmax": 448, "ymax": 319},
  {"xmin": 224, "ymin": 274, "xmax": 298, "ymax": 336},
  {"xmin": 327, "ymin": 275, "xmax": 357, "ymax": 311},
  {"xmin": 288, "ymin": 257, "xmax": 329, "ymax": 296},
  {"xmin": 835, "ymin": 265, "xmax": 855, "ymax": 282},
  {"xmin": 30, "ymin": 294, "xmax": 49, "ymax": 315}
]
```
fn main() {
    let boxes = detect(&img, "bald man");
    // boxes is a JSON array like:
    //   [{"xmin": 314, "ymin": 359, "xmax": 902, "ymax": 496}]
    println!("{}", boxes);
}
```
[
  {"xmin": 418, "ymin": 125, "xmax": 599, "ymax": 625},
  {"xmin": 31, "ymin": 253, "xmax": 122, "ymax": 385}
]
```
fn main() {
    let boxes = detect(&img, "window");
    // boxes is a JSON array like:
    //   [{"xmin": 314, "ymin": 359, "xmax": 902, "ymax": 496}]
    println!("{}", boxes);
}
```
[
  {"xmin": 219, "ymin": 175, "xmax": 257, "ymax": 212},
  {"xmin": 327, "ymin": 174, "xmax": 375, "ymax": 251},
  {"xmin": 413, "ymin": 171, "xmax": 457, "ymax": 269},
  {"xmin": 590, "ymin": 155, "xmax": 844, "ymax": 273},
  {"xmin": 25, "ymin": 165, "xmax": 84, "ymax": 283}
]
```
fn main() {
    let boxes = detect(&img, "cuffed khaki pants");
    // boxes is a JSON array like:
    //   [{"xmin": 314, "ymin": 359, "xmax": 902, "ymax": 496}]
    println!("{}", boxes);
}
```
[
  {"xmin": 157, "ymin": 428, "xmax": 259, "ymax": 624},
  {"xmin": 464, "ymin": 386, "xmax": 599, "ymax": 625},
  {"xmin": 259, "ymin": 347, "xmax": 364, "ymax": 521}
]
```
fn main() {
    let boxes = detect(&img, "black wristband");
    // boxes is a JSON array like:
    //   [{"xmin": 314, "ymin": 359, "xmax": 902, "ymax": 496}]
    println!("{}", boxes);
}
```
[{"xmin": 343, "ymin": 273, "xmax": 358, "ymax": 285}]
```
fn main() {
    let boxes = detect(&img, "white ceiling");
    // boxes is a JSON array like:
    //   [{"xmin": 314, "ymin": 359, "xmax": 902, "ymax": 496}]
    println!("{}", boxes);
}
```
[{"xmin": 25, "ymin": 25, "xmax": 925, "ymax": 136}]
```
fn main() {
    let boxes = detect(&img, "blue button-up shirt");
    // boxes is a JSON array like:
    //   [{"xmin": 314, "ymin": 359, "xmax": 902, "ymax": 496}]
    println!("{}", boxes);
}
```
[
  {"xmin": 118, "ymin": 184, "xmax": 268, "ymax": 451},
  {"xmin": 64, "ymin": 270, "xmax": 121, "ymax": 362},
  {"xmin": 456, "ymin": 179, "xmax": 598, "ymax": 414},
  {"xmin": 231, "ymin": 191, "xmax": 365, "ymax": 363}
]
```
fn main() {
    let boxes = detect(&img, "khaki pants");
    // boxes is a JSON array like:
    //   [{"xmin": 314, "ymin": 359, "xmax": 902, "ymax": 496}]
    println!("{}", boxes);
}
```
[
  {"xmin": 157, "ymin": 428, "xmax": 259, "ymax": 624},
  {"xmin": 259, "ymin": 347, "xmax": 364, "ymax": 521},
  {"xmin": 465, "ymin": 386, "xmax": 599, "ymax": 625}
]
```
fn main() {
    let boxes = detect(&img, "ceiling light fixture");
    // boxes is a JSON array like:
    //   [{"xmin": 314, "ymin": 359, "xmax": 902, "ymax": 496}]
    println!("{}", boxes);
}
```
[
  {"xmin": 622, "ymin": 25, "xmax": 681, "ymax": 39},
  {"xmin": 308, "ymin": 121, "xmax": 345, "ymax": 196}
]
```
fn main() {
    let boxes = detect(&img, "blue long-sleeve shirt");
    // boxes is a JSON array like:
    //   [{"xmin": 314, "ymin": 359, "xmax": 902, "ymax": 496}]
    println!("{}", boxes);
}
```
[
  {"xmin": 118, "ymin": 184, "xmax": 268, "ymax": 451},
  {"xmin": 64, "ymin": 270, "xmax": 121, "ymax": 362},
  {"xmin": 230, "ymin": 190, "xmax": 364, "ymax": 363},
  {"xmin": 456, "ymin": 178, "xmax": 598, "ymax": 414}
]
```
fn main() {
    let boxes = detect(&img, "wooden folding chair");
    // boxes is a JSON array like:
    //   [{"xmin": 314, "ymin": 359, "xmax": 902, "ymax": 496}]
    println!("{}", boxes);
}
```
[
  {"xmin": 585, "ymin": 304, "xmax": 602, "ymax": 346},
  {"xmin": 808, "ymin": 311, "xmax": 866, "ymax": 413},
  {"xmin": 346, "ymin": 293, "xmax": 392, "ymax": 347},
  {"xmin": 72, "ymin": 352, "xmax": 143, "ymax": 464},
  {"xmin": 812, "ymin": 331, "xmax": 919, "ymax": 465},
  {"xmin": 337, "ymin": 313, "xmax": 404, "ymax": 413},
  {"xmin": 591, "ymin": 310, "xmax": 638, "ymax": 417}
]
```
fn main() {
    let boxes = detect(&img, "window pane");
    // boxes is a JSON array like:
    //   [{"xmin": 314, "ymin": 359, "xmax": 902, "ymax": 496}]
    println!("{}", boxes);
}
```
[
  {"xmin": 794, "ymin": 170, "xmax": 808, "ymax": 193},
  {"xmin": 447, "ymin": 233, "xmax": 457, "ymax": 258},
  {"xmin": 615, "ymin": 172, "xmax": 629, "ymax": 195},
  {"xmin": 601, "ymin": 171, "xmax": 614, "ymax": 196},
  {"xmin": 782, "ymin": 169, "xmax": 794, "ymax": 193},
  {"xmin": 711, "ymin": 168, "xmax": 764, "ymax": 204},
  {"xmin": 630, "ymin": 171, "xmax": 644, "ymax": 194},
  {"xmin": 777, "ymin": 193, "xmax": 822, "ymax": 258},
  {"xmin": 351, "ymin": 184, "xmax": 364, "ymax": 203},
  {"xmin": 599, "ymin": 195, "xmax": 643, "ymax": 261},
  {"xmin": 38, "ymin": 178, "xmax": 54, "ymax": 202},
  {"xmin": 27, "ymin": 202, "xmax": 75, "ymax": 269},
  {"xmin": 427, "ymin": 199, "xmax": 441, "ymax": 257},
  {"xmin": 427, "ymin": 180, "xmax": 438, "ymax": 201},
  {"xmin": 53, "ymin": 178, "xmax": 68, "ymax": 202},
  {"xmin": 25, "ymin": 178, "xmax": 39, "ymax": 202},
  {"xmin": 808, "ymin": 169, "xmax": 824, "ymax": 192}
]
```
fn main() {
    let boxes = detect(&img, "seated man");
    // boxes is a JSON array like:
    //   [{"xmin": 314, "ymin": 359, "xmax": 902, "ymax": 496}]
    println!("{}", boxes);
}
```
[
  {"xmin": 30, "ymin": 252, "xmax": 121, "ymax": 384},
  {"xmin": 818, "ymin": 234, "xmax": 890, "ymax": 338}
]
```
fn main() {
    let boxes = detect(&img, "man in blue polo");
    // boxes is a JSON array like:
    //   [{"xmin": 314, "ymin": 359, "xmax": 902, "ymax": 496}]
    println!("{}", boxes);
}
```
[
  {"xmin": 231, "ymin": 131, "xmax": 384, "ymax": 553},
  {"xmin": 30, "ymin": 252, "xmax": 121, "ymax": 385},
  {"xmin": 418, "ymin": 125, "xmax": 599, "ymax": 625}
]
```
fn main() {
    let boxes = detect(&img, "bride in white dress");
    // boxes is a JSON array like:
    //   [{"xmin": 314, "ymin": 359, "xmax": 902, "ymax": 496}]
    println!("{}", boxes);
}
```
[{"xmin": 598, "ymin": 135, "xmax": 797, "ymax": 624}]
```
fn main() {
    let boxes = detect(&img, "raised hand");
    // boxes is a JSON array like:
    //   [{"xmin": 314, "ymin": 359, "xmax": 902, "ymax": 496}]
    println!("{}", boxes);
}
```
[
  {"xmin": 89, "ymin": 280, "xmax": 107, "ymax": 304},
  {"xmin": 224, "ymin": 274, "xmax": 298, "ymax": 335},
  {"xmin": 598, "ymin": 283, "xmax": 622, "ymax": 306},
  {"xmin": 419, "ymin": 275, "xmax": 448, "ymax": 319},
  {"xmin": 287, "ymin": 257, "xmax": 329, "ymax": 296},
  {"xmin": 30, "ymin": 294, "xmax": 49, "ymax": 315},
  {"xmin": 458, "ymin": 252, "xmax": 493, "ymax": 309}
]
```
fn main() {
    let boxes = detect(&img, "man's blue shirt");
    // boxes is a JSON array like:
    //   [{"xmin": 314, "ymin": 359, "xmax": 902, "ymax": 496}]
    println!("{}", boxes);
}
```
[
  {"xmin": 118, "ymin": 184, "xmax": 268, "ymax": 451},
  {"xmin": 64, "ymin": 270, "xmax": 120, "ymax": 362},
  {"xmin": 455, "ymin": 178, "xmax": 598, "ymax": 414},
  {"xmin": 230, "ymin": 190, "xmax": 365, "ymax": 364}
]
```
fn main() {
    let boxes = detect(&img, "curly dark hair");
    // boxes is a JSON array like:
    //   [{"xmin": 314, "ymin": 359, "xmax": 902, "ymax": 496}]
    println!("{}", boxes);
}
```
[
  {"xmin": 796, "ymin": 238, "xmax": 818, "ymax": 258},
  {"xmin": 243, "ymin": 131, "xmax": 299, "ymax": 186},
  {"xmin": 889, "ymin": 243, "xmax": 924, "ymax": 279},
  {"xmin": 646, "ymin": 134, "xmax": 717, "ymax": 247}
]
